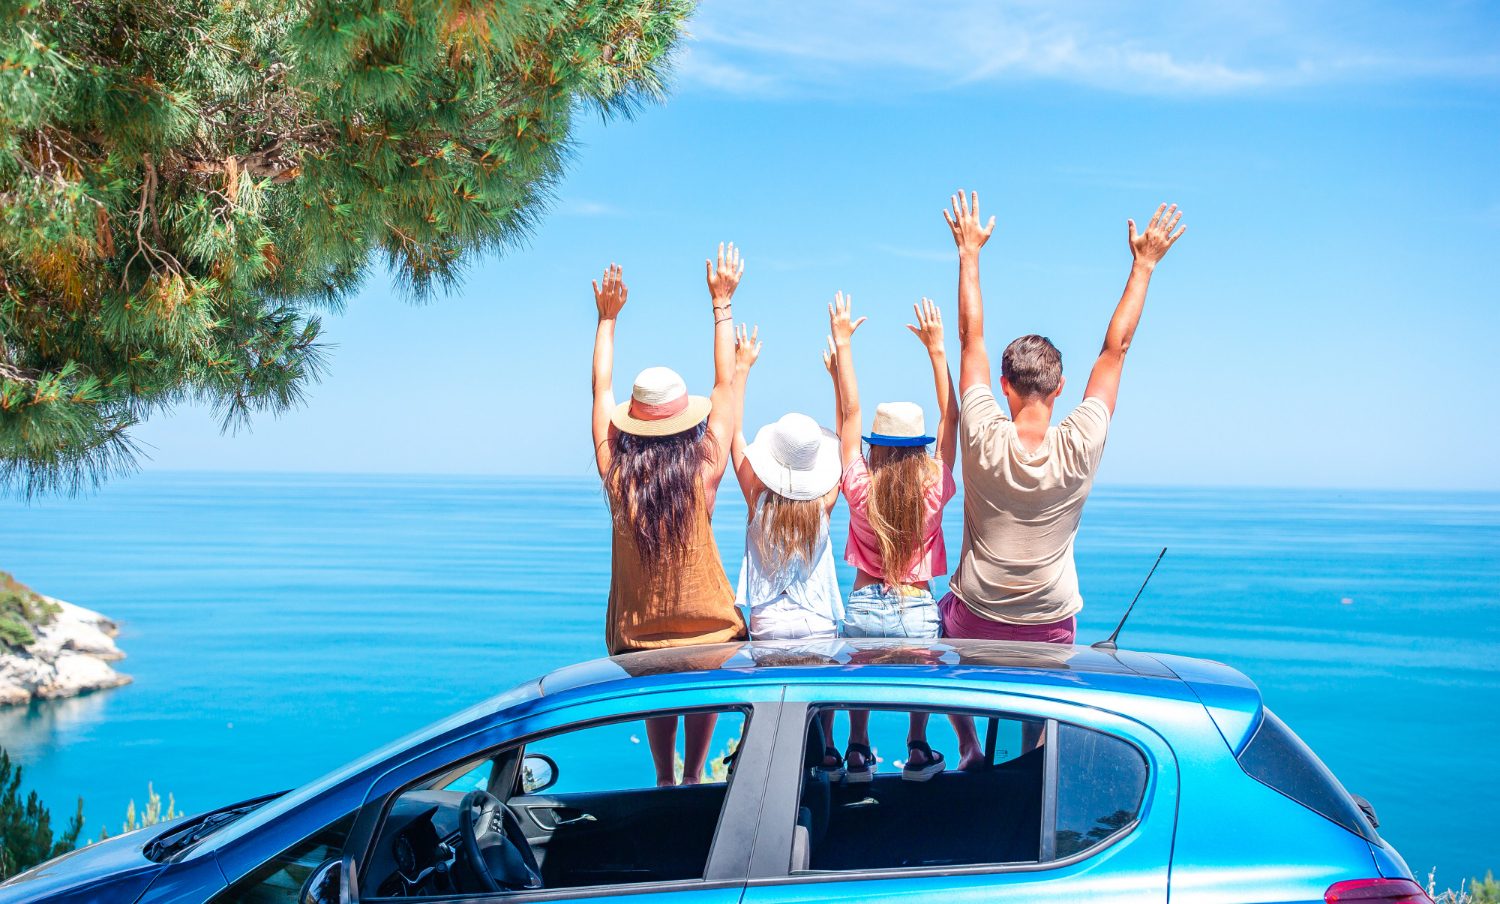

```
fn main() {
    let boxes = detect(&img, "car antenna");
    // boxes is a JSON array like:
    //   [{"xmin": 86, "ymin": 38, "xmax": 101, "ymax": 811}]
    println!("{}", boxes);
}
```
[{"xmin": 1092, "ymin": 547, "xmax": 1167, "ymax": 652}]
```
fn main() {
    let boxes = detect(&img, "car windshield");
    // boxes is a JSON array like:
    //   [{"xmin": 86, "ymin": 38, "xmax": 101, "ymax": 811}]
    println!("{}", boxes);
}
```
[{"xmin": 187, "ymin": 679, "xmax": 543, "ymax": 857}]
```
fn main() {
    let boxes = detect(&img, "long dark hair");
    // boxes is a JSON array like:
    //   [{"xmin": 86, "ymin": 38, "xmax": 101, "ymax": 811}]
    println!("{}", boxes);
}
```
[{"xmin": 606, "ymin": 421, "xmax": 713, "ymax": 573}]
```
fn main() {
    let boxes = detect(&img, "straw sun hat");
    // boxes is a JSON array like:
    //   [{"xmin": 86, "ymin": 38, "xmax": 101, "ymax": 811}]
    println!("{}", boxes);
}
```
[
  {"xmin": 744, "ymin": 413, "xmax": 841, "ymax": 501},
  {"xmin": 863, "ymin": 401, "xmax": 935, "ymax": 447},
  {"xmin": 611, "ymin": 366, "xmax": 713, "ymax": 437}
]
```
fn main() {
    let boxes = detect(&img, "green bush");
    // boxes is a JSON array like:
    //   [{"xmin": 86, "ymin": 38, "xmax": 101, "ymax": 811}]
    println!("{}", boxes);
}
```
[
  {"xmin": 0, "ymin": 571, "xmax": 60, "ymax": 652},
  {"xmin": 0, "ymin": 747, "xmax": 82, "ymax": 880}
]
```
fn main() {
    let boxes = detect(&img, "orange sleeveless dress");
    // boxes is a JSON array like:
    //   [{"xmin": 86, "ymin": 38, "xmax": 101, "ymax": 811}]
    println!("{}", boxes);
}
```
[{"xmin": 605, "ymin": 486, "xmax": 745, "ymax": 656}]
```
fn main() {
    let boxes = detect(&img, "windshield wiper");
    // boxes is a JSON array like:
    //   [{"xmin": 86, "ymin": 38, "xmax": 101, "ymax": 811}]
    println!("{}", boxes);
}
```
[{"xmin": 144, "ymin": 792, "xmax": 284, "ymax": 861}]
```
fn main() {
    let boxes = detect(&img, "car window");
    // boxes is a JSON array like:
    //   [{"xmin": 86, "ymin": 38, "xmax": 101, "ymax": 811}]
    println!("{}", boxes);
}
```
[
  {"xmin": 795, "ymin": 706, "xmax": 1047, "ymax": 872},
  {"xmin": 522, "ymin": 711, "xmax": 744, "ymax": 794},
  {"xmin": 211, "ymin": 811, "xmax": 354, "ymax": 904},
  {"xmin": 1237, "ymin": 709, "xmax": 1377, "ymax": 842},
  {"xmin": 441, "ymin": 760, "xmax": 493, "ymax": 795},
  {"xmin": 365, "ymin": 708, "xmax": 748, "ymax": 899},
  {"xmin": 794, "ymin": 706, "xmax": 1151, "ymax": 874},
  {"xmin": 1054, "ymin": 723, "xmax": 1148, "ymax": 857}
]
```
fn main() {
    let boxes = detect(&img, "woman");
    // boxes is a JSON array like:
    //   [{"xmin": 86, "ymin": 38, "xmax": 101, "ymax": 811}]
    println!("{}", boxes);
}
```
[
  {"xmin": 827, "ymin": 293, "xmax": 959, "ymax": 782},
  {"xmin": 590, "ymin": 247, "xmax": 748, "ymax": 787}
]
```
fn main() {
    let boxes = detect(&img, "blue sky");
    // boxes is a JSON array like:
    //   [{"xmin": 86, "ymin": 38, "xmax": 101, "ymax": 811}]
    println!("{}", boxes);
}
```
[{"xmin": 134, "ymin": 1, "xmax": 1499, "ymax": 489}]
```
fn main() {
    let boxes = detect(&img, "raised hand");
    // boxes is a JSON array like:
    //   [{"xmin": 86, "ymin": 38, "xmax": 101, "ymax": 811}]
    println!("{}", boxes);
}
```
[
  {"xmin": 592, "ymin": 263, "xmax": 627, "ymax": 320},
  {"xmin": 822, "ymin": 335, "xmax": 838, "ymax": 380},
  {"xmin": 943, "ymin": 189, "xmax": 995, "ymax": 255},
  {"xmin": 828, "ymin": 291, "xmax": 866, "ymax": 345},
  {"xmin": 1128, "ymin": 203, "xmax": 1186, "ymax": 269},
  {"xmin": 734, "ymin": 323, "xmax": 762, "ymax": 371},
  {"xmin": 905, "ymin": 297, "xmax": 945, "ymax": 355},
  {"xmin": 706, "ymin": 242, "xmax": 745, "ymax": 304}
]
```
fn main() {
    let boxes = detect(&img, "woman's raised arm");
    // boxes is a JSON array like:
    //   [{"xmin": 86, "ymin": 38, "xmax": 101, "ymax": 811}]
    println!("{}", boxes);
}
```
[
  {"xmin": 704, "ymin": 243, "xmax": 744, "ymax": 491},
  {"xmin": 591, "ymin": 263, "xmax": 627, "ymax": 479}
]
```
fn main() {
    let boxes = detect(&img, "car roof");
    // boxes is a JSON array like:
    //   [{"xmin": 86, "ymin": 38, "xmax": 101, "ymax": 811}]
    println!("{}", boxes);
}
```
[{"xmin": 531, "ymin": 639, "xmax": 1262, "ymax": 748}]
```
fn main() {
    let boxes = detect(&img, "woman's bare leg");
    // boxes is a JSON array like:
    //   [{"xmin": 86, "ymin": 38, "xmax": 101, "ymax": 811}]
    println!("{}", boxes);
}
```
[
  {"xmin": 847, "ymin": 709, "xmax": 871, "ymax": 768},
  {"xmin": 646, "ymin": 716, "xmax": 679, "ymax": 787},
  {"xmin": 949, "ymin": 714, "xmax": 984, "ymax": 770},
  {"xmin": 906, "ymin": 712, "xmax": 934, "ymax": 766},
  {"xmin": 681, "ymin": 712, "xmax": 720, "ymax": 785}
]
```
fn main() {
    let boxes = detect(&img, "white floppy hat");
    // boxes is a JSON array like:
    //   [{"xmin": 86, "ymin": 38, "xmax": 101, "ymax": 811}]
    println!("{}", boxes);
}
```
[
  {"xmin": 611, "ymin": 366, "xmax": 713, "ymax": 437},
  {"xmin": 864, "ymin": 401, "xmax": 934, "ymax": 447},
  {"xmin": 744, "ymin": 413, "xmax": 842, "ymax": 501}
]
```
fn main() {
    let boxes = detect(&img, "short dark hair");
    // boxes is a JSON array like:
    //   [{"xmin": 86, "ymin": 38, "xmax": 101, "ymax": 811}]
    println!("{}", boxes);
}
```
[{"xmin": 1001, "ymin": 335, "xmax": 1063, "ymax": 397}]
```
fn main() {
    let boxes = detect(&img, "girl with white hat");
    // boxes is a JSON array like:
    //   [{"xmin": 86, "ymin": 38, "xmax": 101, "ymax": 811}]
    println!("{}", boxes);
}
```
[
  {"xmin": 589, "ymin": 247, "xmax": 750, "ymax": 787},
  {"xmin": 729, "ymin": 346, "xmax": 845, "ymax": 641},
  {"xmin": 826, "ymin": 292, "xmax": 960, "ymax": 783}
]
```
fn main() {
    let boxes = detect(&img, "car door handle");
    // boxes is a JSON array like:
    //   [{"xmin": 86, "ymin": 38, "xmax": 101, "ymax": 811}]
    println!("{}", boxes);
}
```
[{"xmin": 554, "ymin": 812, "xmax": 597, "ymax": 826}]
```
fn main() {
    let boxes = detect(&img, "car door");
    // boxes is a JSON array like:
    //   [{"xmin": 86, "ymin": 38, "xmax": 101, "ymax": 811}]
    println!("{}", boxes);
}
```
[
  {"xmin": 739, "ymin": 682, "xmax": 1178, "ymax": 904},
  {"xmin": 350, "ymin": 683, "xmax": 782, "ymax": 904}
]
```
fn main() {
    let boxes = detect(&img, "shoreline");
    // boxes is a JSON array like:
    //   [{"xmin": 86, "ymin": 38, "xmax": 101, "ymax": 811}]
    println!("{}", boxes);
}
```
[{"xmin": 0, "ymin": 597, "xmax": 131, "ymax": 707}]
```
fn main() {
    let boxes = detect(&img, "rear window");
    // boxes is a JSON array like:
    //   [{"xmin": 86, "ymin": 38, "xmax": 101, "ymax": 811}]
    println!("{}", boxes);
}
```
[
  {"xmin": 1236, "ymin": 710, "xmax": 1377, "ymax": 842},
  {"xmin": 1055, "ymin": 723, "xmax": 1148, "ymax": 858}
]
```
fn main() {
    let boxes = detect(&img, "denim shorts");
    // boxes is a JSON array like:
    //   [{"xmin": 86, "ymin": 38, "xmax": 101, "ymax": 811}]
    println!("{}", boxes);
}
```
[{"xmin": 839, "ymin": 585, "xmax": 941, "ymax": 639}]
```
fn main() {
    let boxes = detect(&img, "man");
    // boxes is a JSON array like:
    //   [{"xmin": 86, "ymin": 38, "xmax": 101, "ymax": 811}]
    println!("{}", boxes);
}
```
[{"xmin": 939, "ymin": 189, "xmax": 1185, "ymax": 763}]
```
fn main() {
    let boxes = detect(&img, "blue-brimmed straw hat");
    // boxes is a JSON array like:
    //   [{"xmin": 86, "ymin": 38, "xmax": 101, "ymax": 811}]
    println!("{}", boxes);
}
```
[{"xmin": 864, "ymin": 402, "xmax": 934, "ymax": 447}]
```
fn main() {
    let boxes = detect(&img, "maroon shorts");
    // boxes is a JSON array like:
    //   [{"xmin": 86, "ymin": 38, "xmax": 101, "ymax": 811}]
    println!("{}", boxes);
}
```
[{"xmin": 938, "ymin": 591, "xmax": 1076, "ymax": 644}]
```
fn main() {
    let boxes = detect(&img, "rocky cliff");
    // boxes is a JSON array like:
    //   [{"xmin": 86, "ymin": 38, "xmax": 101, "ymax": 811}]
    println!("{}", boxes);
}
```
[{"xmin": 0, "ymin": 594, "xmax": 131, "ymax": 706}]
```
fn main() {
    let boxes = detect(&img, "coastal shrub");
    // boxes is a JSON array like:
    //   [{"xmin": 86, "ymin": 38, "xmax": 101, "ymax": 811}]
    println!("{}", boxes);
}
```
[
  {"xmin": 98, "ymin": 783, "xmax": 180, "ymax": 840},
  {"xmin": 1434, "ymin": 871, "xmax": 1500, "ymax": 904},
  {"xmin": 0, "ymin": 571, "xmax": 60, "ymax": 651},
  {"xmin": 0, "ymin": 747, "xmax": 82, "ymax": 880}
]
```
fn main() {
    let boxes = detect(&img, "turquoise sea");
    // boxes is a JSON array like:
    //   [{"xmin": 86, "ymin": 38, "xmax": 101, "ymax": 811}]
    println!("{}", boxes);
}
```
[{"xmin": 2, "ymin": 474, "xmax": 1497, "ymax": 885}]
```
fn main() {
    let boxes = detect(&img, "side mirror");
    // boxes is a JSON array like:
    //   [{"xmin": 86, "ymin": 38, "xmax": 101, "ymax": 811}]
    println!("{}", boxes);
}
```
[
  {"xmin": 298, "ymin": 856, "xmax": 359, "ymax": 904},
  {"xmin": 299, "ymin": 857, "xmax": 342, "ymax": 904},
  {"xmin": 520, "ymin": 753, "xmax": 559, "ymax": 794}
]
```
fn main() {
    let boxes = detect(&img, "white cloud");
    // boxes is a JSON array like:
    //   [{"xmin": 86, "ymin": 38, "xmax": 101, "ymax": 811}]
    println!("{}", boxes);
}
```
[{"xmin": 675, "ymin": 1, "xmax": 1500, "ymax": 98}]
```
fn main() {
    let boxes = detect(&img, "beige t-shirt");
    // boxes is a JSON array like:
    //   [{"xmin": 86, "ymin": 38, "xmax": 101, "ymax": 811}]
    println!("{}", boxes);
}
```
[{"xmin": 950, "ymin": 385, "xmax": 1110, "ymax": 624}]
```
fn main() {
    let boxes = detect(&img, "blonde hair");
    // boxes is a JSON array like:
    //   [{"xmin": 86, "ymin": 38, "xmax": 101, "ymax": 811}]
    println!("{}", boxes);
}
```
[
  {"xmin": 751, "ymin": 487, "xmax": 824, "ymax": 573},
  {"xmin": 866, "ymin": 445, "xmax": 937, "ymax": 592}
]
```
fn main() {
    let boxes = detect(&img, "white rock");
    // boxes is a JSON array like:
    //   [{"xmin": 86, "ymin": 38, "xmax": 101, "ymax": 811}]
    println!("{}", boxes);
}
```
[{"xmin": 0, "ymin": 599, "xmax": 131, "ymax": 706}]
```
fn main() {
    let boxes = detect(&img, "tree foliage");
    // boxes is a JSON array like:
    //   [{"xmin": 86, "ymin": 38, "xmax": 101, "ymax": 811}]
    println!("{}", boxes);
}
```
[
  {"xmin": 0, "ymin": 747, "xmax": 83, "ymax": 880},
  {"xmin": 0, "ymin": 0, "xmax": 693, "ymax": 496}
]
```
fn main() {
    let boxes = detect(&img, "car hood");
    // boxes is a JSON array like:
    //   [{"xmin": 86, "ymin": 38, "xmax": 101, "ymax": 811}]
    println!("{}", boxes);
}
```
[{"xmin": 0, "ymin": 825, "xmax": 164, "ymax": 904}]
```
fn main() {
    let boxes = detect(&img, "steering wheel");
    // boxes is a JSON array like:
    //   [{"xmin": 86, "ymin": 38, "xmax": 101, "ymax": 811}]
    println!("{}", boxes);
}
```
[{"xmin": 456, "ymin": 789, "xmax": 542, "ymax": 894}]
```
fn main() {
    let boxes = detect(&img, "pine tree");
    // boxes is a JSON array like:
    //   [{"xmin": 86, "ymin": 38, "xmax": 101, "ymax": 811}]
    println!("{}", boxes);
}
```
[
  {"xmin": 0, "ymin": 0, "xmax": 693, "ymax": 496},
  {"xmin": 0, "ymin": 747, "xmax": 84, "ymax": 880}
]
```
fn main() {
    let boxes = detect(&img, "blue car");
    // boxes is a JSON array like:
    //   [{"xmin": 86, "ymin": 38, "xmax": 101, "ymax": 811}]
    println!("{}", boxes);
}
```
[{"xmin": 1, "ymin": 640, "xmax": 1428, "ymax": 904}]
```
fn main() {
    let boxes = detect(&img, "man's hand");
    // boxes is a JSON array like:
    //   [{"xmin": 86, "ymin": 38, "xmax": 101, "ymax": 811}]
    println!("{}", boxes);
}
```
[
  {"xmin": 706, "ymin": 242, "xmax": 745, "ymax": 304},
  {"xmin": 943, "ymin": 189, "xmax": 995, "ymax": 255},
  {"xmin": 828, "ymin": 291, "xmax": 866, "ymax": 345},
  {"xmin": 734, "ymin": 323, "xmax": 762, "ymax": 372},
  {"xmin": 1128, "ymin": 203, "xmax": 1186, "ymax": 270},
  {"xmin": 905, "ymin": 297, "xmax": 945, "ymax": 356},
  {"xmin": 593, "ymin": 263, "xmax": 627, "ymax": 320}
]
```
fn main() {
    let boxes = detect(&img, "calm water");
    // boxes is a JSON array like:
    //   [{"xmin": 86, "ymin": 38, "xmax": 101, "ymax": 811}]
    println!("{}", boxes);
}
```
[{"xmin": 1, "ymin": 474, "xmax": 1497, "ymax": 884}]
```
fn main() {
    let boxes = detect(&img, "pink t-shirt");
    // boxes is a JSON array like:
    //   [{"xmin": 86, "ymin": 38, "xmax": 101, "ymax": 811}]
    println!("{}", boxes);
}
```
[{"xmin": 841, "ymin": 456, "xmax": 957, "ymax": 583}]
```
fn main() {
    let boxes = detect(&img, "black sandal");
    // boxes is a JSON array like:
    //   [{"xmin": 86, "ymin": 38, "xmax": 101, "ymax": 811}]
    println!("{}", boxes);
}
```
[
  {"xmin": 902, "ymin": 740, "xmax": 945, "ymax": 782},
  {"xmin": 844, "ymin": 742, "xmax": 875, "ymax": 784}
]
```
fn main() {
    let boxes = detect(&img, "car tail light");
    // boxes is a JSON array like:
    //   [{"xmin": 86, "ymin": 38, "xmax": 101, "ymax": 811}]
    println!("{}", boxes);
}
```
[{"xmin": 1325, "ymin": 878, "xmax": 1432, "ymax": 903}]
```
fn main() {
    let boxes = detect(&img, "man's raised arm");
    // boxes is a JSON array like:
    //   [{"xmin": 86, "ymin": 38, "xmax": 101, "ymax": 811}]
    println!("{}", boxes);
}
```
[
  {"xmin": 943, "ymin": 190, "xmax": 996, "ymax": 395},
  {"xmin": 1083, "ymin": 203, "xmax": 1186, "ymax": 415}
]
